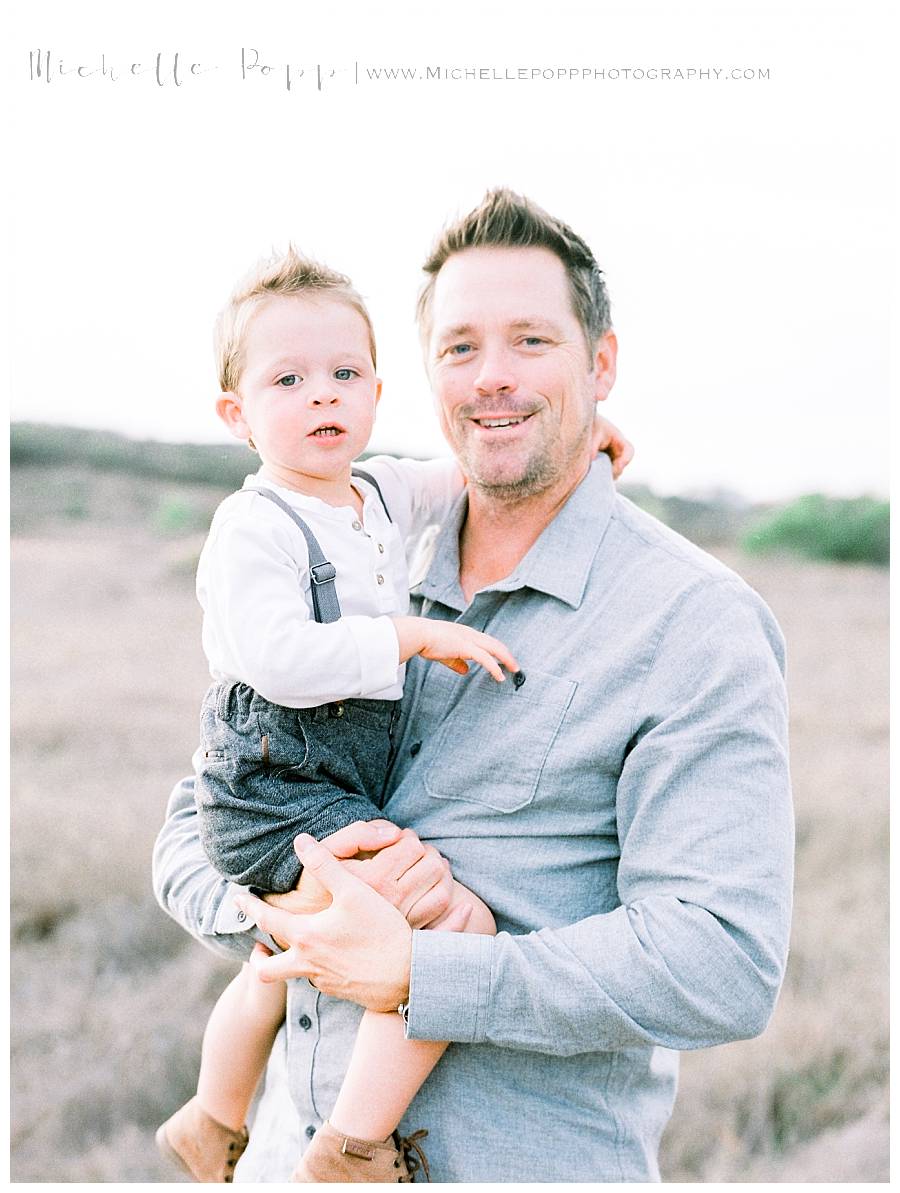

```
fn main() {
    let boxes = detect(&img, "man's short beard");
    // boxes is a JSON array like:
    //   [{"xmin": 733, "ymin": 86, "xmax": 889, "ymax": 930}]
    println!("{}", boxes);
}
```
[
  {"xmin": 463, "ymin": 408, "xmax": 594, "ymax": 504},
  {"xmin": 466, "ymin": 451, "xmax": 563, "ymax": 503}
]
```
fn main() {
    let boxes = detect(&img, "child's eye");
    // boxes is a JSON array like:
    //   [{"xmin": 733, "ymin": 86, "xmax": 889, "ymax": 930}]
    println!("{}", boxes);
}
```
[
  {"xmin": 334, "ymin": 368, "xmax": 358, "ymax": 381},
  {"xmin": 276, "ymin": 374, "xmax": 300, "ymax": 387}
]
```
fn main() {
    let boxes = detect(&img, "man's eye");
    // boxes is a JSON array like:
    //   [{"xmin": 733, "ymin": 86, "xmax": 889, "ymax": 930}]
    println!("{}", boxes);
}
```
[
  {"xmin": 448, "ymin": 344, "xmax": 473, "ymax": 356},
  {"xmin": 334, "ymin": 368, "xmax": 358, "ymax": 381},
  {"xmin": 522, "ymin": 336, "xmax": 547, "ymax": 347},
  {"xmin": 276, "ymin": 374, "xmax": 300, "ymax": 387}
]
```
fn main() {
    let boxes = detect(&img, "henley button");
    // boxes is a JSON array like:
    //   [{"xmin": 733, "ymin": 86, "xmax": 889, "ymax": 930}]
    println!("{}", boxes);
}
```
[
  {"xmin": 299, "ymin": 1014, "xmax": 312, "ymax": 1030},
  {"xmin": 352, "ymin": 520, "xmax": 362, "ymax": 531},
  {"xmin": 377, "ymin": 543, "xmax": 385, "ymax": 553},
  {"xmin": 376, "ymin": 574, "xmax": 385, "ymax": 585}
]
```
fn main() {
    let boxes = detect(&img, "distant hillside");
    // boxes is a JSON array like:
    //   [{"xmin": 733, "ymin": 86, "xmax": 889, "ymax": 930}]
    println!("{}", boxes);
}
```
[
  {"xmin": 11, "ymin": 422, "xmax": 255, "ymax": 490},
  {"xmin": 10, "ymin": 422, "xmax": 757, "ymax": 548},
  {"xmin": 16, "ymin": 421, "xmax": 885, "ymax": 561}
]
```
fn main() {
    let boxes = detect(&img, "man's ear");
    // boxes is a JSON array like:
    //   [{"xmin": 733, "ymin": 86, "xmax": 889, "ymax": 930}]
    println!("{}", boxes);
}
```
[
  {"xmin": 216, "ymin": 392, "xmax": 251, "ymax": 442},
  {"xmin": 592, "ymin": 332, "xmax": 618, "ymax": 404}
]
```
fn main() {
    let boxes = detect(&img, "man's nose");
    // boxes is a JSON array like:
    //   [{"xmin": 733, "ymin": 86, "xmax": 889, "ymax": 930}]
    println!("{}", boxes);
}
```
[{"xmin": 474, "ymin": 347, "xmax": 518, "ymax": 396}]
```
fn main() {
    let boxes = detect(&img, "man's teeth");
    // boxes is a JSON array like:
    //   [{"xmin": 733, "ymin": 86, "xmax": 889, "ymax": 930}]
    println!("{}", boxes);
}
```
[
  {"xmin": 475, "ymin": 417, "xmax": 527, "ymax": 428},
  {"xmin": 312, "ymin": 427, "xmax": 342, "ymax": 436}
]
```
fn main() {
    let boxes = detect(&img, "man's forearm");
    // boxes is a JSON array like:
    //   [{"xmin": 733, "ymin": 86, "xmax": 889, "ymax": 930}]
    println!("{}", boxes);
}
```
[
  {"xmin": 152, "ymin": 775, "xmax": 255, "ymax": 963},
  {"xmin": 406, "ymin": 892, "xmax": 788, "ymax": 1054},
  {"xmin": 153, "ymin": 776, "xmax": 455, "ymax": 968}
]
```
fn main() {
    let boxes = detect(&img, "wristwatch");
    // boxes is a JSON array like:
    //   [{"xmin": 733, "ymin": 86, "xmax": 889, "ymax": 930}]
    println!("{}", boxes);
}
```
[{"xmin": 397, "ymin": 1002, "xmax": 410, "ymax": 1027}]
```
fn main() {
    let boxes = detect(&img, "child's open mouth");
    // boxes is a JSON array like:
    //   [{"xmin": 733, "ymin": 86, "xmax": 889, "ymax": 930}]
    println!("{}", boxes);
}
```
[{"xmin": 309, "ymin": 425, "xmax": 346, "ymax": 438}]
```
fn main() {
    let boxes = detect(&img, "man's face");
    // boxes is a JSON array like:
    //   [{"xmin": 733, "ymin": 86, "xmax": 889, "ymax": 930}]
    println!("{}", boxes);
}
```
[{"xmin": 425, "ymin": 246, "xmax": 617, "ymax": 499}]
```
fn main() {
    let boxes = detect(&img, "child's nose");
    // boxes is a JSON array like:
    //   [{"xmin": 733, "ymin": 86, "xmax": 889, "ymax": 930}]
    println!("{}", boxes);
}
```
[{"xmin": 308, "ymin": 387, "xmax": 340, "ymax": 407}]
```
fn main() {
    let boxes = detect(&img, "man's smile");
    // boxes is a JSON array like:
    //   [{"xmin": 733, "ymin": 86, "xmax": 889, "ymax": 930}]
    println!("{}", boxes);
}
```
[{"xmin": 468, "ymin": 411, "xmax": 537, "ymax": 435}]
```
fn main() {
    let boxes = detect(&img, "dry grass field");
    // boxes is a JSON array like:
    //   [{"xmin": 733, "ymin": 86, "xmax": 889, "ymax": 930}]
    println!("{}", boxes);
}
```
[{"xmin": 10, "ymin": 464, "xmax": 889, "ymax": 1183}]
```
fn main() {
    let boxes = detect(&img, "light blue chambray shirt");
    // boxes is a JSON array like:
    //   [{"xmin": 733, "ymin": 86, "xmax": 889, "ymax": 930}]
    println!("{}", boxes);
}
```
[{"xmin": 153, "ymin": 456, "xmax": 793, "ymax": 1182}]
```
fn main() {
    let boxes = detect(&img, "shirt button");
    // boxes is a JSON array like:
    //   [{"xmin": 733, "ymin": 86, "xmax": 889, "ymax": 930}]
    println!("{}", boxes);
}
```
[
  {"xmin": 376, "ymin": 574, "xmax": 385, "ymax": 585},
  {"xmin": 305, "ymin": 1125, "xmax": 317, "ymax": 1140},
  {"xmin": 236, "ymin": 910, "xmax": 246, "ymax": 923},
  {"xmin": 298, "ymin": 1015, "xmax": 312, "ymax": 1030},
  {"xmin": 410, "ymin": 742, "xmax": 422, "ymax": 757},
  {"xmin": 377, "ymin": 543, "xmax": 385, "ymax": 554},
  {"xmin": 352, "ymin": 520, "xmax": 362, "ymax": 531}
]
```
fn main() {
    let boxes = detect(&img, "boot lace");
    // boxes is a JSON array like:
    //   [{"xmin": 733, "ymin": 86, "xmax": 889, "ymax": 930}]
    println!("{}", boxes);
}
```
[{"xmin": 396, "ymin": 1129, "xmax": 430, "ymax": 1182}]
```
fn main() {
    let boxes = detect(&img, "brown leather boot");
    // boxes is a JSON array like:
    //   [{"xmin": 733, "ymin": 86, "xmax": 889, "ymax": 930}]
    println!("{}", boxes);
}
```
[
  {"xmin": 155, "ymin": 1096, "xmax": 249, "ymax": 1183},
  {"xmin": 292, "ymin": 1121, "xmax": 430, "ymax": 1183}
]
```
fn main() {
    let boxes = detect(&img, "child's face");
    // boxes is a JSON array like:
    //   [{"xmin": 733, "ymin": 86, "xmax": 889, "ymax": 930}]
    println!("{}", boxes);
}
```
[{"xmin": 221, "ymin": 295, "xmax": 380, "ymax": 482}]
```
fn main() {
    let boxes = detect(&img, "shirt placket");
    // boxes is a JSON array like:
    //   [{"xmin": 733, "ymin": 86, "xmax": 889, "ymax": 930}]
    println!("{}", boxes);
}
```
[{"xmin": 286, "ymin": 981, "xmax": 323, "ymax": 1140}]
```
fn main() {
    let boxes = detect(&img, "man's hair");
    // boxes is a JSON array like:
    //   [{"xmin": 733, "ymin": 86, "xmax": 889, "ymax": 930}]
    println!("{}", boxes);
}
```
[
  {"xmin": 416, "ymin": 188, "xmax": 611, "ymax": 350},
  {"xmin": 214, "ymin": 246, "xmax": 376, "ymax": 392}
]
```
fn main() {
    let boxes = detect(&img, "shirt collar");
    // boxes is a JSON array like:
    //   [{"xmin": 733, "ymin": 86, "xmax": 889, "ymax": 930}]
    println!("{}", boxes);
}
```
[{"xmin": 418, "ymin": 454, "xmax": 617, "ymax": 613}]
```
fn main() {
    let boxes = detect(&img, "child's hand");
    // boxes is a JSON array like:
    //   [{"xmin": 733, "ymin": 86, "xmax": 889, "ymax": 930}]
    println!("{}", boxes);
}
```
[
  {"xmin": 392, "ymin": 616, "xmax": 519, "ymax": 682},
  {"xmin": 592, "ymin": 412, "xmax": 634, "ymax": 479}
]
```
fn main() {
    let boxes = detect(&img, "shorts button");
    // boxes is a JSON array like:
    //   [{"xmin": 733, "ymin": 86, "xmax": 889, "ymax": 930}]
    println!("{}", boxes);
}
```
[{"xmin": 299, "ymin": 1015, "xmax": 312, "ymax": 1030}]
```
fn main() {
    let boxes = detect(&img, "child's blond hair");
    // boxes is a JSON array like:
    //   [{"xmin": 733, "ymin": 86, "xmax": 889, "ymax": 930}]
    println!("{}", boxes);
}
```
[{"xmin": 214, "ymin": 246, "xmax": 376, "ymax": 392}]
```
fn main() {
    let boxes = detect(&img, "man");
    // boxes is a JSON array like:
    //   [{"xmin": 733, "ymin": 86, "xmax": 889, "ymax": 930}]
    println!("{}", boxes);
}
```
[{"xmin": 154, "ymin": 189, "xmax": 793, "ymax": 1182}]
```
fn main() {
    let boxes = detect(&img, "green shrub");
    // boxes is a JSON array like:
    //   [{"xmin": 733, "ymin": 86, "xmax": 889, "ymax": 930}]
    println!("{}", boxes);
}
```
[
  {"xmin": 743, "ymin": 495, "xmax": 889, "ymax": 565},
  {"xmin": 154, "ymin": 495, "xmax": 211, "ymax": 535}
]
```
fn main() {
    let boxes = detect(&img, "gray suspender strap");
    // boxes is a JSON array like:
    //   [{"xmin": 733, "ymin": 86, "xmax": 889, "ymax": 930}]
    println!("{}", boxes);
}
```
[
  {"xmin": 244, "ymin": 488, "xmax": 342, "ymax": 624},
  {"xmin": 351, "ymin": 468, "xmax": 393, "ymax": 522}
]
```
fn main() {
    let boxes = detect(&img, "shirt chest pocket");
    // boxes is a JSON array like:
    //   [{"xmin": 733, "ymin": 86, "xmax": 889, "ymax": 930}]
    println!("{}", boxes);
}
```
[{"xmin": 423, "ymin": 667, "xmax": 578, "ymax": 812}]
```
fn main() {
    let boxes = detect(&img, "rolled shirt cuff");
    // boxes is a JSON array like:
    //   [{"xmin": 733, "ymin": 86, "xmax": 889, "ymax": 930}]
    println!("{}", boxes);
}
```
[{"xmin": 406, "ymin": 929, "xmax": 494, "ymax": 1044}]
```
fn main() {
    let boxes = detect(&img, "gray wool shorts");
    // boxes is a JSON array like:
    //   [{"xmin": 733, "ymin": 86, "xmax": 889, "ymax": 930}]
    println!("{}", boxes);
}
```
[{"xmin": 195, "ymin": 680, "xmax": 398, "ymax": 893}]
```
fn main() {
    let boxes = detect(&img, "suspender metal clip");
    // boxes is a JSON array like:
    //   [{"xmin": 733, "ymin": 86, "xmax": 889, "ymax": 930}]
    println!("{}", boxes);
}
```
[{"xmin": 310, "ymin": 562, "xmax": 337, "ymax": 585}]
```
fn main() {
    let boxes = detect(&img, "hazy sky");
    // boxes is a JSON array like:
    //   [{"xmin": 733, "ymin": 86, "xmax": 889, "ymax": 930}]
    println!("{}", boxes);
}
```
[{"xmin": 8, "ymin": 0, "xmax": 893, "ymax": 500}]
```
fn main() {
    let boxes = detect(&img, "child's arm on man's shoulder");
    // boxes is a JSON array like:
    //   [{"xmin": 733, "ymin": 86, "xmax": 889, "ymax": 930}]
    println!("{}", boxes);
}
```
[{"xmin": 357, "ymin": 455, "xmax": 465, "ymax": 542}]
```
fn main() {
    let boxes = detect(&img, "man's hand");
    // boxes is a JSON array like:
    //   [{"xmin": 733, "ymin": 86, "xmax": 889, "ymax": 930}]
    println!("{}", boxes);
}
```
[
  {"xmin": 265, "ymin": 820, "xmax": 454, "ymax": 931},
  {"xmin": 341, "ymin": 829, "xmax": 454, "ymax": 928},
  {"xmin": 592, "ymin": 412, "xmax": 634, "ymax": 479},
  {"xmin": 265, "ymin": 819, "xmax": 404, "ymax": 922},
  {"xmin": 238, "ymin": 835, "xmax": 413, "ymax": 1011}
]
